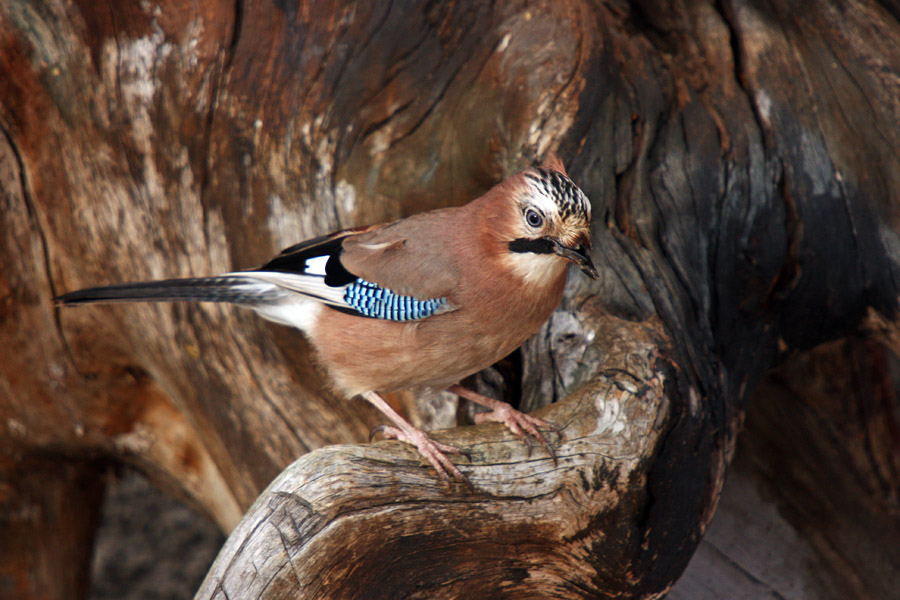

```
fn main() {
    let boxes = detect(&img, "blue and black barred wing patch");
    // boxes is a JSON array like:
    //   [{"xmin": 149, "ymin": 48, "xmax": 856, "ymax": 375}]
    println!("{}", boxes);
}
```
[
  {"xmin": 238, "ymin": 270, "xmax": 451, "ymax": 321},
  {"xmin": 343, "ymin": 278, "xmax": 449, "ymax": 321}
]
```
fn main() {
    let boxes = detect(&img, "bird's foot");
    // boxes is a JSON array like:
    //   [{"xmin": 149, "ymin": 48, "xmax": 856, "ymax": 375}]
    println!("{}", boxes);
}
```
[
  {"xmin": 449, "ymin": 384, "xmax": 561, "ymax": 464},
  {"xmin": 362, "ymin": 391, "xmax": 471, "ymax": 484},
  {"xmin": 372, "ymin": 424, "xmax": 471, "ymax": 484},
  {"xmin": 473, "ymin": 404, "xmax": 560, "ymax": 463}
]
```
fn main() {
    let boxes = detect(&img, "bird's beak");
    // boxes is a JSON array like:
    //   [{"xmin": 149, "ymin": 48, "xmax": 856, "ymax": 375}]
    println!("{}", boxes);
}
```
[{"xmin": 551, "ymin": 240, "xmax": 598, "ymax": 279}]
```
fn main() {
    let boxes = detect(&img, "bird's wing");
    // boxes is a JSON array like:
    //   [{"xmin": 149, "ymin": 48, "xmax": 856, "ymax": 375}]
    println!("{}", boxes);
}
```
[
  {"xmin": 338, "ymin": 208, "xmax": 462, "ymax": 298},
  {"xmin": 247, "ymin": 211, "xmax": 462, "ymax": 321}
]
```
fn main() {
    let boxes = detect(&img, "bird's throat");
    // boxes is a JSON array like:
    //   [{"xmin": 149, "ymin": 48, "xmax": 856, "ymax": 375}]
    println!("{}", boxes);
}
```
[{"xmin": 504, "ymin": 248, "xmax": 566, "ymax": 287}]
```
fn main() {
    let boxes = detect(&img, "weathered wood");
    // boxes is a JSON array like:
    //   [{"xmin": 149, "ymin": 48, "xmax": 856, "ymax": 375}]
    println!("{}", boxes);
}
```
[{"xmin": 1, "ymin": 0, "xmax": 900, "ymax": 598}]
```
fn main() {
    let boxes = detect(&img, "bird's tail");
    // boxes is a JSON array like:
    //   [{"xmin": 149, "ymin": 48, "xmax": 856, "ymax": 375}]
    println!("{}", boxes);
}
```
[{"xmin": 55, "ymin": 276, "xmax": 277, "ymax": 306}]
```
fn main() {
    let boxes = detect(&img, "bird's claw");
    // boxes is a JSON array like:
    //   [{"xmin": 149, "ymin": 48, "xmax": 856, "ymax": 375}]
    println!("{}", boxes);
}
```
[
  {"xmin": 369, "ymin": 424, "xmax": 391, "ymax": 443},
  {"xmin": 372, "ymin": 424, "xmax": 472, "ymax": 485},
  {"xmin": 473, "ymin": 404, "xmax": 561, "ymax": 465}
]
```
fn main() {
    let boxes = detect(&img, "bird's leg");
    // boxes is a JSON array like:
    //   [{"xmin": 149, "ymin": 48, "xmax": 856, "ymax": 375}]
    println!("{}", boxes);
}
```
[
  {"xmin": 448, "ymin": 384, "xmax": 560, "ymax": 464},
  {"xmin": 362, "ymin": 391, "xmax": 470, "ymax": 483}
]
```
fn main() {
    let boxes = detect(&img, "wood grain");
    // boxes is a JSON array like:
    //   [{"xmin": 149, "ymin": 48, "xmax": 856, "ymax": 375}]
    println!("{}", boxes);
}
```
[{"xmin": 1, "ymin": 0, "xmax": 899, "ymax": 598}]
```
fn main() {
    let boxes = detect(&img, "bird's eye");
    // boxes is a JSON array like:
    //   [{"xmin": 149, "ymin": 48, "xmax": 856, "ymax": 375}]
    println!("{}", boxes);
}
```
[{"xmin": 525, "ymin": 209, "xmax": 543, "ymax": 228}]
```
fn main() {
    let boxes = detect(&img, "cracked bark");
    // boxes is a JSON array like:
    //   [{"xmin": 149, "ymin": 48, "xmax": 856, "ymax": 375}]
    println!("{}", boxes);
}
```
[{"xmin": 1, "ymin": 1, "xmax": 899, "ymax": 599}]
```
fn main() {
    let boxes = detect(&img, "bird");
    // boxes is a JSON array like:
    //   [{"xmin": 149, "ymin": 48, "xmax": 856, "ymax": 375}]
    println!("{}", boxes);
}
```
[{"xmin": 56, "ymin": 157, "xmax": 597, "ymax": 483}]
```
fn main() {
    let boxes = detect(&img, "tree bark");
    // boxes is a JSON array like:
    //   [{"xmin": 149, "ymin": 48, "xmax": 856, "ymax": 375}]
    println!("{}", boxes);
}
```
[{"xmin": 1, "ymin": 1, "xmax": 899, "ymax": 598}]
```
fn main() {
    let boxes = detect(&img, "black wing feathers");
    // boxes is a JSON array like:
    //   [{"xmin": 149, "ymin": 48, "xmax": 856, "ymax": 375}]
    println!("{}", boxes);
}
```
[{"xmin": 258, "ymin": 235, "xmax": 357, "ymax": 286}]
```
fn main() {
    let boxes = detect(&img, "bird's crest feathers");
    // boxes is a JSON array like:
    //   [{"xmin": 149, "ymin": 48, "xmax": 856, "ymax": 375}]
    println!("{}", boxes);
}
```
[
  {"xmin": 521, "ymin": 167, "xmax": 591, "ymax": 226},
  {"xmin": 539, "ymin": 152, "xmax": 568, "ymax": 176}
]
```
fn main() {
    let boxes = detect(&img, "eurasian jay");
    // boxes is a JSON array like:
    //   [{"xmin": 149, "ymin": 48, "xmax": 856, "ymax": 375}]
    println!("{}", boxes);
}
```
[{"xmin": 57, "ymin": 159, "xmax": 596, "ymax": 482}]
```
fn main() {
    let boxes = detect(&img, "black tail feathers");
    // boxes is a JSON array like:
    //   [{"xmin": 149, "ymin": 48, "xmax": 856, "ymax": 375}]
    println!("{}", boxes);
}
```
[{"xmin": 55, "ymin": 276, "xmax": 269, "ymax": 306}]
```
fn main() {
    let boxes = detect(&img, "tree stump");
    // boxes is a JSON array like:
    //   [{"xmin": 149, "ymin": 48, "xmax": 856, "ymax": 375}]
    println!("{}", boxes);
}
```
[{"xmin": 1, "ymin": 1, "xmax": 899, "ymax": 598}]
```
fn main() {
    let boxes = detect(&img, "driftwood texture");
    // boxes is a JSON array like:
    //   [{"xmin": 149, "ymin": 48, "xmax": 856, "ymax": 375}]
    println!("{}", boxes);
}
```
[{"xmin": 2, "ymin": 1, "xmax": 900, "ymax": 598}]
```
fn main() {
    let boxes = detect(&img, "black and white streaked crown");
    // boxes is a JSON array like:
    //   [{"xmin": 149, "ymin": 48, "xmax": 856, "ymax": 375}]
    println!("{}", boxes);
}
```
[{"xmin": 524, "ymin": 168, "xmax": 591, "ymax": 223}]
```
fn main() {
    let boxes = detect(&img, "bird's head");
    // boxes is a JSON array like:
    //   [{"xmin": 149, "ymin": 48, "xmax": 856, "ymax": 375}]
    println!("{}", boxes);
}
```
[{"xmin": 501, "ymin": 166, "xmax": 598, "ymax": 282}]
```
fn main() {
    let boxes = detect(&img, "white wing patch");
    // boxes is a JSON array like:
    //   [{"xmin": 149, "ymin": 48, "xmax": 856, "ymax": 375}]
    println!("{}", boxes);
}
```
[{"xmin": 304, "ymin": 255, "xmax": 330, "ymax": 276}]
